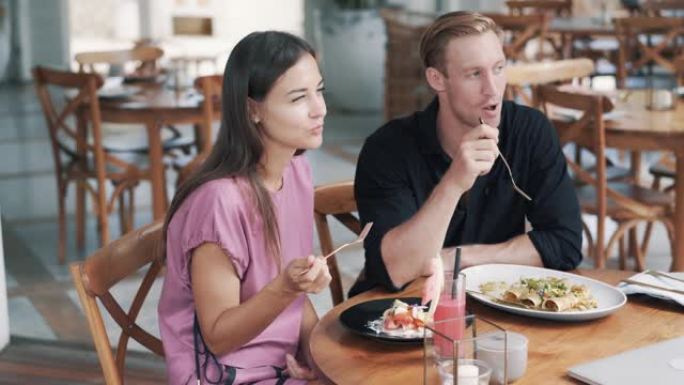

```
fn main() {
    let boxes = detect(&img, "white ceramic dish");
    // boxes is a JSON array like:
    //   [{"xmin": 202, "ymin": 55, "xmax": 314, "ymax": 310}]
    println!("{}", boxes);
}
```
[{"xmin": 462, "ymin": 264, "xmax": 626, "ymax": 321}]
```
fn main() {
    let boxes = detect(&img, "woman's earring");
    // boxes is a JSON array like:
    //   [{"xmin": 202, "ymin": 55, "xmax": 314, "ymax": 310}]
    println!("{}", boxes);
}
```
[{"xmin": 253, "ymin": 118, "xmax": 260, "ymax": 124}]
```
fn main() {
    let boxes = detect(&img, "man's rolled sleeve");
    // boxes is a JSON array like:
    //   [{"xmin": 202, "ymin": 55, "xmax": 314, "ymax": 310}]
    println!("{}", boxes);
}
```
[
  {"xmin": 353, "ymin": 136, "xmax": 419, "ymax": 294},
  {"xmin": 526, "ymin": 117, "xmax": 583, "ymax": 270}
]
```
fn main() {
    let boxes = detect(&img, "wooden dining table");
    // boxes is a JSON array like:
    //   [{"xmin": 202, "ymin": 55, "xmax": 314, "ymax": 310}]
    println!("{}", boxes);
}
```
[
  {"xmin": 98, "ymin": 82, "xmax": 210, "ymax": 219},
  {"xmin": 310, "ymin": 269, "xmax": 684, "ymax": 384},
  {"xmin": 606, "ymin": 90, "xmax": 684, "ymax": 271}
]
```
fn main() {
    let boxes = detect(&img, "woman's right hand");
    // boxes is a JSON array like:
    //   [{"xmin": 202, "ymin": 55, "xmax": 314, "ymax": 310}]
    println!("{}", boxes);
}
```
[{"xmin": 278, "ymin": 255, "xmax": 331, "ymax": 295}]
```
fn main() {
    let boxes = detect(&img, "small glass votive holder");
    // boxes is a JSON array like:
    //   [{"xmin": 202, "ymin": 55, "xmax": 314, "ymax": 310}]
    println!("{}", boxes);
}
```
[
  {"xmin": 424, "ymin": 315, "xmax": 507, "ymax": 385},
  {"xmin": 476, "ymin": 331, "xmax": 528, "ymax": 384}
]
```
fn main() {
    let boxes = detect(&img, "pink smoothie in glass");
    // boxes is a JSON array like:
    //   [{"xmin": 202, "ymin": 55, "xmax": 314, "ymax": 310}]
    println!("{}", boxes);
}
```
[{"xmin": 434, "ymin": 294, "xmax": 466, "ymax": 357}]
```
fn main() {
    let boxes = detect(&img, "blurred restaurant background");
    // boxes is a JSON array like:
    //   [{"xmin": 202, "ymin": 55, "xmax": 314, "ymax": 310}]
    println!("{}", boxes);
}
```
[{"xmin": 0, "ymin": 0, "xmax": 682, "ymax": 383}]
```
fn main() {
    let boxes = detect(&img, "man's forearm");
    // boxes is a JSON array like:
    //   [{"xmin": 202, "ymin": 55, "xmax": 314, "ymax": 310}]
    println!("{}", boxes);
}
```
[
  {"xmin": 380, "ymin": 180, "xmax": 465, "ymax": 288},
  {"xmin": 441, "ymin": 234, "xmax": 543, "ymax": 269}
]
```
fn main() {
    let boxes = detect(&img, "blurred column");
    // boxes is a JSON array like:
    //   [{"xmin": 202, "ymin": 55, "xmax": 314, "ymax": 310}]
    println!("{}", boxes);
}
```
[
  {"xmin": 139, "ymin": 0, "xmax": 152, "ymax": 39},
  {"xmin": 0, "ymin": 206, "xmax": 9, "ymax": 351}
]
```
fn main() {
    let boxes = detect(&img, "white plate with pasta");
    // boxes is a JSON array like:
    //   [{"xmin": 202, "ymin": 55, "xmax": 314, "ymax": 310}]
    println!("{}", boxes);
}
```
[{"xmin": 462, "ymin": 264, "xmax": 626, "ymax": 321}]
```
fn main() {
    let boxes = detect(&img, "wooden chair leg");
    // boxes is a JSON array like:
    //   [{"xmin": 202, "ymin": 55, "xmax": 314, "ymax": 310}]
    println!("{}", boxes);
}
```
[
  {"xmin": 628, "ymin": 227, "xmax": 639, "ymax": 264},
  {"xmin": 595, "ymin": 214, "xmax": 606, "ymax": 269},
  {"xmin": 607, "ymin": 220, "xmax": 640, "ymax": 271},
  {"xmin": 581, "ymin": 220, "xmax": 595, "ymax": 262},
  {"xmin": 640, "ymin": 220, "xmax": 655, "ymax": 259},
  {"xmin": 633, "ymin": 237, "xmax": 647, "ymax": 272},
  {"xmin": 118, "ymin": 193, "xmax": 127, "ymax": 236},
  {"xmin": 76, "ymin": 180, "xmax": 86, "ymax": 252},
  {"xmin": 652, "ymin": 176, "xmax": 661, "ymax": 191},
  {"xmin": 662, "ymin": 219, "xmax": 676, "ymax": 272},
  {"xmin": 640, "ymin": 174, "xmax": 664, "ymax": 256},
  {"xmin": 127, "ymin": 186, "xmax": 136, "ymax": 232},
  {"xmin": 58, "ymin": 189, "xmax": 67, "ymax": 265},
  {"xmin": 96, "ymin": 199, "xmax": 109, "ymax": 247}
]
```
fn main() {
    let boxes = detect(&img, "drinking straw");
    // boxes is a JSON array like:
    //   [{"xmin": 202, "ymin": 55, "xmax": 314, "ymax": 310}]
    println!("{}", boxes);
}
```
[{"xmin": 451, "ymin": 247, "xmax": 461, "ymax": 299}]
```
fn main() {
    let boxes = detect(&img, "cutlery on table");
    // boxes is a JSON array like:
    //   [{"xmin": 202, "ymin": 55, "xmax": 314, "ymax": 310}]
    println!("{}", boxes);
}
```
[
  {"xmin": 644, "ymin": 270, "xmax": 684, "ymax": 285},
  {"xmin": 621, "ymin": 279, "xmax": 684, "ymax": 296}
]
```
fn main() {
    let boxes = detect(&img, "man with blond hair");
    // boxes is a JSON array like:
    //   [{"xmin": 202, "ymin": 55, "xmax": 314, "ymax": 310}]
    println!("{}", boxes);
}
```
[{"xmin": 350, "ymin": 11, "xmax": 582, "ymax": 297}]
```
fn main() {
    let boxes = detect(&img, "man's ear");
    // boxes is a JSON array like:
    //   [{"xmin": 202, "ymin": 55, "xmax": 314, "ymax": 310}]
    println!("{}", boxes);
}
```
[
  {"xmin": 425, "ymin": 67, "xmax": 447, "ymax": 93},
  {"xmin": 247, "ymin": 97, "xmax": 261, "ymax": 124}
]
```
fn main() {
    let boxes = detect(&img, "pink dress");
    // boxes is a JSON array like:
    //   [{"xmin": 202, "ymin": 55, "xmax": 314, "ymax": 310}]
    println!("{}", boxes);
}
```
[{"xmin": 159, "ymin": 155, "xmax": 313, "ymax": 385}]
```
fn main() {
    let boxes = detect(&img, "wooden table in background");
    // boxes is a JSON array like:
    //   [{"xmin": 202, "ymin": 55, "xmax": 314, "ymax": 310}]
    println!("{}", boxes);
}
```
[
  {"xmin": 310, "ymin": 270, "xmax": 684, "ymax": 385},
  {"xmin": 98, "ymin": 83, "xmax": 208, "ymax": 219}
]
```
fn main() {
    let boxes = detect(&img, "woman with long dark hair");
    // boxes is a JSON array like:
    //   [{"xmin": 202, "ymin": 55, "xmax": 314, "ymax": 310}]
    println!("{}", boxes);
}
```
[{"xmin": 158, "ymin": 31, "xmax": 330, "ymax": 385}]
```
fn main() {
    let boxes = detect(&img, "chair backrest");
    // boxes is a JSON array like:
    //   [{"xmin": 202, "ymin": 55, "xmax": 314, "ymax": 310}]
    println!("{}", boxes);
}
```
[
  {"xmin": 641, "ymin": 0, "xmax": 684, "ymax": 16},
  {"xmin": 484, "ymin": 13, "xmax": 551, "ymax": 62},
  {"xmin": 505, "ymin": 57, "xmax": 594, "ymax": 106},
  {"xmin": 614, "ymin": 16, "xmax": 684, "ymax": 88},
  {"xmin": 676, "ymin": 55, "xmax": 684, "ymax": 86},
  {"xmin": 506, "ymin": 0, "xmax": 573, "ymax": 17},
  {"xmin": 536, "ymin": 85, "xmax": 657, "ymax": 266},
  {"xmin": 70, "ymin": 221, "xmax": 165, "ymax": 385},
  {"xmin": 537, "ymin": 85, "xmax": 609, "ymax": 266},
  {"xmin": 75, "ymin": 46, "xmax": 164, "ymax": 75},
  {"xmin": 314, "ymin": 181, "xmax": 361, "ymax": 306},
  {"xmin": 33, "ymin": 66, "xmax": 144, "ymax": 242},
  {"xmin": 380, "ymin": 8, "xmax": 435, "ymax": 121},
  {"xmin": 32, "ymin": 66, "xmax": 111, "ymax": 236}
]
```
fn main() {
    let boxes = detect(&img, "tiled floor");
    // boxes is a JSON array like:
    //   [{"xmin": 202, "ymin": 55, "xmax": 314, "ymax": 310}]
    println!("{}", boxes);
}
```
[{"xmin": 0, "ymin": 81, "xmax": 675, "ymax": 353}]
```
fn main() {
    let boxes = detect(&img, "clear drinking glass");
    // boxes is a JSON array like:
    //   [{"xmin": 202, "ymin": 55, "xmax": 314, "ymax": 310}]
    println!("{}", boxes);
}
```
[
  {"xmin": 433, "ymin": 271, "xmax": 466, "ymax": 357},
  {"xmin": 424, "ymin": 315, "xmax": 508, "ymax": 385}
]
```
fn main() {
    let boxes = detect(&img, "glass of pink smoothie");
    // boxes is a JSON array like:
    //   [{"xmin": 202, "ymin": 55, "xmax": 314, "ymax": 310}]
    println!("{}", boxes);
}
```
[{"xmin": 434, "ymin": 271, "xmax": 466, "ymax": 357}]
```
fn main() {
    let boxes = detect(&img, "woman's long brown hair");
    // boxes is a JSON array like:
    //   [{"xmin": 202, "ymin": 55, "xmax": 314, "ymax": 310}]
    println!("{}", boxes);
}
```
[{"xmin": 163, "ymin": 31, "xmax": 316, "ymax": 267}]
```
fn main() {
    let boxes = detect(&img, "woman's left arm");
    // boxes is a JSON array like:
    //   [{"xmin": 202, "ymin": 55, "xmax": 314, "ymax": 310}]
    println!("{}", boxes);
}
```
[{"xmin": 298, "ymin": 296, "xmax": 319, "ymax": 368}]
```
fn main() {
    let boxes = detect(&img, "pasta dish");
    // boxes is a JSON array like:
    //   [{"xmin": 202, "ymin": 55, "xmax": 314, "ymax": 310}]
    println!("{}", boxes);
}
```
[{"xmin": 480, "ymin": 277, "xmax": 598, "ymax": 312}]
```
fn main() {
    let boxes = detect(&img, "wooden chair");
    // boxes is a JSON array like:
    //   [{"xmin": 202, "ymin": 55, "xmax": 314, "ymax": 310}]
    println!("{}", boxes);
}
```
[
  {"xmin": 70, "ymin": 221, "xmax": 165, "ymax": 384},
  {"xmin": 677, "ymin": 54, "xmax": 684, "ymax": 86},
  {"xmin": 644, "ymin": 54, "xmax": 683, "ymax": 192},
  {"xmin": 644, "ymin": 56, "xmax": 683, "ymax": 193},
  {"xmin": 614, "ymin": 16, "xmax": 684, "ymax": 89},
  {"xmin": 76, "ymin": 45, "xmax": 196, "ymax": 154},
  {"xmin": 537, "ymin": 84, "xmax": 675, "ymax": 270},
  {"xmin": 641, "ymin": 0, "xmax": 684, "ymax": 16},
  {"xmin": 33, "ymin": 66, "xmax": 147, "ymax": 263},
  {"xmin": 172, "ymin": 74, "xmax": 223, "ymax": 188},
  {"xmin": 505, "ymin": 0, "xmax": 572, "ymax": 57},
  {"xmin": 75, "ymin": 46, "xmax": 164, "ymax": 76},
  {"xmin": 505, "ymin": 58, "xmax": 628, "ymax": 179},
  {"xmin": 314, "ymin": 181, "xmax": 362, "ymax": 306},
  {"xmin": 380, "ymin": 8, "xmax": 435, "ymax": 121},
  {"xmin": 506, "ymin": 0, "xmax": 573, "ymax": 17},
  {"xmin": 505, "ymin": 57, "xmax": 594, "ymax": 106},
  {"xmin": 484, "ymin": 13, "xmax": 552, "ymax": 61}
]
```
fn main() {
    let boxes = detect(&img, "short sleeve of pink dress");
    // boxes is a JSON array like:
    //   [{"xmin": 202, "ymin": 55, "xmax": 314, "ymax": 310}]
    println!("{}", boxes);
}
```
[{"xmin": 158, "ymin": 155, "xmax": 314, "ymax": 385}]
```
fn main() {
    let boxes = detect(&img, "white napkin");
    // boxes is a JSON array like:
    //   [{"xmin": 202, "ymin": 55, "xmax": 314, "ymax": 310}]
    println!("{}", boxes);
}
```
[{"xmin": 618, "ymin": 270, "xmax": 684, "ymax": 307}]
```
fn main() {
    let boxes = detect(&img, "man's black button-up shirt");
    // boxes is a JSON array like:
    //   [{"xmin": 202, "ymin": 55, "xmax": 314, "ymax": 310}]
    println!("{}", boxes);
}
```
[{"xmin": 350, "ymin": 99, "xmax": 582, "ymax": 296}]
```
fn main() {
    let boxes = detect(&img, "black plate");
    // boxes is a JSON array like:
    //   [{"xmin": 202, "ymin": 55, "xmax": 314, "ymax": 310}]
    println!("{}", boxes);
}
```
[{"xmin": 339, "ymin": 297, "xmax": 426, "ymax": 344}]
